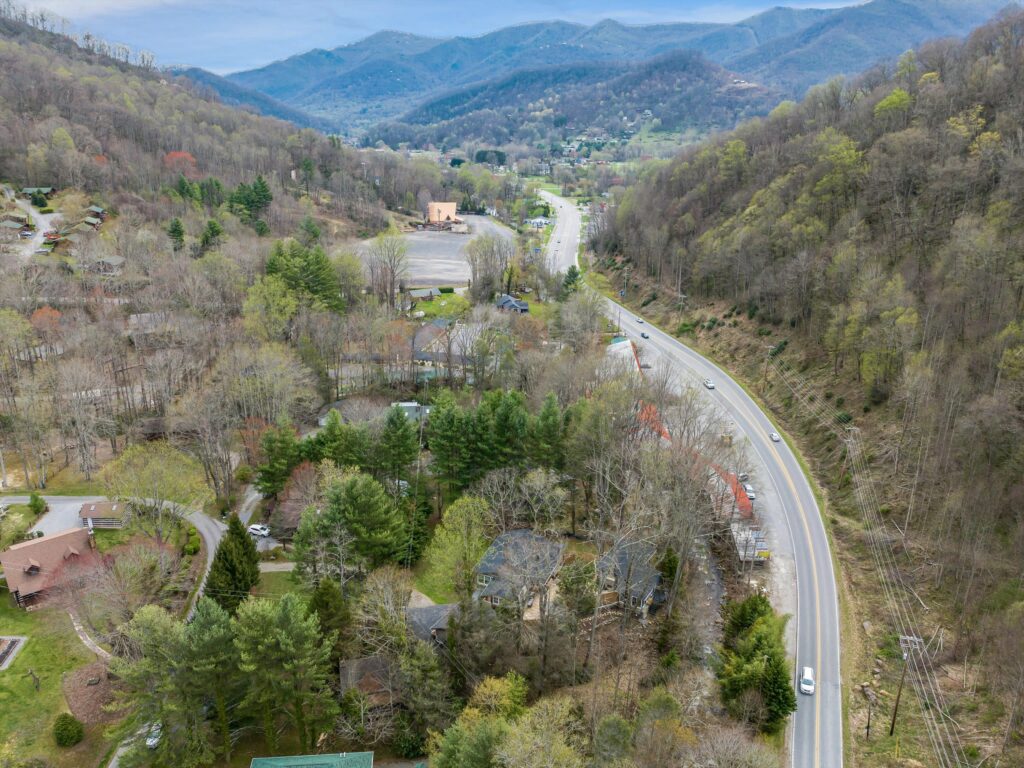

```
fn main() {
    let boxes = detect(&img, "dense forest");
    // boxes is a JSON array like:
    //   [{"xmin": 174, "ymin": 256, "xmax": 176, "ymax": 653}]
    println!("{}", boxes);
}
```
[
  {"xmin": 367, "ymin": 51, "xmax": 777, "ymax": 152},
  {"xmin": 596, "ymin": 7, "xmax": 1024, "ymax": 753}
]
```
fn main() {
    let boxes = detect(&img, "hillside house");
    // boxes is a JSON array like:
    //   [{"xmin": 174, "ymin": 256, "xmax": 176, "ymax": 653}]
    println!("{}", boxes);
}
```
[
  {"xmin": 408, "ymin": 603, "xmax": 459, "ymax": 645},
  {"xmin": 79, "ymin": 501, "xmax": 127, "ymax": 529},
  {"xmin": 496, "ymin": 294, "xmax": 529, "ymax": 314},
  {"xmin": 408, "ymin": 287, "xmax": 442, "ymax": 302},
  {"xmin": 86, "ymin": 205, "xmax": 107, "ymax": 219},
  {"xmin": 474, "ymin": 529, "xmax": 564, "ymax": 611},
  {"xmin": 0, "ymin": 527, "xmax": 96, "ymax": 607},
  {"xmin": 391, "ymin": 401, "xmax": 431, "ymax": 423},
  {"xmin": 20, "ymin": 187, "xmax": 54, "ymax": 198},
  {"xmin": 597, "ymin": 540, "xmax": 665, "ymax": 618}
]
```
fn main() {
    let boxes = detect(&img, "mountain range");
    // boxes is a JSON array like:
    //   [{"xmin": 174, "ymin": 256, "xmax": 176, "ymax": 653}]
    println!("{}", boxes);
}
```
[{"xmin": 180, "ymin": 0, "xmax": 1009, "ymax": 141}]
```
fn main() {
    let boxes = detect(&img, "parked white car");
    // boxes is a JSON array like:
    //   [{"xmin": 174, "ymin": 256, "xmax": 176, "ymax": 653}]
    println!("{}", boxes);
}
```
[
  {"xmin": 799, "ymin": 666, "xmax": 816, "ymax": 695},
  {"xmin": 145, "ymin": 722, "xmax": 162, "ymax": 749},
  {"xmin": 743, "ymin": 483, "xmax": 756, "ymax": 500},
  {"xmin": 247, "ymin": 523, "xmax": 271, "ymax": 538}
]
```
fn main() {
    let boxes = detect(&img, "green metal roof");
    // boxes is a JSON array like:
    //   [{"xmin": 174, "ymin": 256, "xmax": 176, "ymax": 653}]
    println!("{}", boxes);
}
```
[{"xmin": 250, "ymin": 753, "xmax": 373, "ymax": 768}]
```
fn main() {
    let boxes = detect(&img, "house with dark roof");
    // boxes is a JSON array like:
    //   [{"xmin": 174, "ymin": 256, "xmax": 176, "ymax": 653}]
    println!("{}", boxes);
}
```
[
  {"xmin": 495, "ymin": 294, "xmax": 529, "ymax": 314},
  {"xmin": 0, "ymin": 527, "xmax": 96, "ymax": 607},
  {"xmin": 597, "ymin": 540, "xmax": 665, "ymax": 618},
  {"xmin": 79, "ymin": 501, "xmax": 127, "ymax": 529},
  {"xmin": 407, "ymin": 603, "xmax": 459, "ymax": 645},
  {"xmin": 474, "ymin": 530, "xmax": 564, "ymax": 610},
  {"xmin": 250, "ymin": 753, "xmax": 373, "ymax": 768}
]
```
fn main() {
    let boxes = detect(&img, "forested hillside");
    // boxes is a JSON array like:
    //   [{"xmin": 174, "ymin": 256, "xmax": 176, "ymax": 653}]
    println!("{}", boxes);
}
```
[
  {"xmin": 0, "ymin": 14, "xmax": 425, "ymax": 231},
  {"xmin": 368, "ymin": 51, "xmax": 776, "ymax": 151},
  {"xmin": 596, "ymin": 10, "xmax": 1024, "ymax": 759},
  {"xmin": 211, "ymin": 0, "xmax": 1003, "ymax": 137}
]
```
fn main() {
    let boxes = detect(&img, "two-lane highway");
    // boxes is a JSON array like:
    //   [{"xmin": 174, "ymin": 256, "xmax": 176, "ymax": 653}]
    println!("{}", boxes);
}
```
[{"xmin": 539, "ymin": 190, "xmax": 843, "ymax": 768}]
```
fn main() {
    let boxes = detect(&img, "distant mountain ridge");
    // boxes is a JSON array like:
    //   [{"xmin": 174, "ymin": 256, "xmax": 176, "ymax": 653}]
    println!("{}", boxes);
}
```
[{"xmin": 179, "ymin": 0, "xmax": 1008, "ymax": 136}]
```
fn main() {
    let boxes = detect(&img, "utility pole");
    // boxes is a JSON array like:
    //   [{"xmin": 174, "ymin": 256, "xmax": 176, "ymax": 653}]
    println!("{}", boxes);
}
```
[
  {"xmin": 889, "ymin": 651, "xmax": 909, "ymax": 737},
  {"xmin": 866, "ymin": 701, "xmax": 872, "ymax": 740}
]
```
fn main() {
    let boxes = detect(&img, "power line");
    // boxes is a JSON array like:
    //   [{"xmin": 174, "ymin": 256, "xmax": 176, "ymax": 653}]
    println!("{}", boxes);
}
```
[{"xmin": 767, "ymin": 355, "xmax": 968, "ymax": 768}]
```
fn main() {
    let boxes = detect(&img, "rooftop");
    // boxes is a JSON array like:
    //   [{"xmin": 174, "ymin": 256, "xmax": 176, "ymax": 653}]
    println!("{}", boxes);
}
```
[{"xmin": 249, "ymin": 753, "xmax": 373, "ymax": 768}]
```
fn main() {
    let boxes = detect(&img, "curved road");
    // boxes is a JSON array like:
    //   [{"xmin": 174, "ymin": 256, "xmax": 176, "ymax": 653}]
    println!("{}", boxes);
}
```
[{"xmin": 540, "ymin": 190, "xmax": 843, "ymax": 768}]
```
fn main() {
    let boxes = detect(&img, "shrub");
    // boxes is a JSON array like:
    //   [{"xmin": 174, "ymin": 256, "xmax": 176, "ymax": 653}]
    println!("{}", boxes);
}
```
[
  {"xmin": 234, "ymin": 464, "xmax": 254, "ymax": 484},
  {"xmin": 835, "ymin": 396, "xmax": 845, "ymax": 407},
  {"xmin": 757, "ymin": 327, "xmax": 772, "ymax": 336},
  {"xmin": 675, "ymin": 321, "xmax": 696, "ymax": 335},
  {"xmin": 183, "ymin": 525, "xmax": 201, "ymax": 556},
  {"xmin": 438, "ymin": 286, "xmax": 455, "ymax": 294},
  {"xmin": 836, "ymin": 411, "xmax": 853, "ymax": 424},
  {"xmin": 38, "ymin": 207, "xmax": 54, "ymax": 214},
  {"xmin": 53, "ymin": 713, "xmax": 84, "ymax": 747},
  {"xmin": 28, "ymin": 492, "xmax": 47, "ymax": 517}
]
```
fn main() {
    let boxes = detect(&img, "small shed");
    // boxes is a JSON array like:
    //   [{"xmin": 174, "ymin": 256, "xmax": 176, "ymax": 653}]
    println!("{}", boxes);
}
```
[
  {"xmin": 79, "ymin": 501, "xmax": 127, "ymax": 529},
  {"xmin": 496, "ymin": 294, "xmax": 529, "ymax": 314}
]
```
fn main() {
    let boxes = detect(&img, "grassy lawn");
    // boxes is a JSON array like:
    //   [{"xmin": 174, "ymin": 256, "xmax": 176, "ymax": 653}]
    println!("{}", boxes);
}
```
[
  {"xmin": 254, "ymin": 570, "xmax": 309, "ymax": 600},
  {"xmin": 527, "ymin": 299, "xmax": 557, "ymax": 325},
  {"xmin": 418, "ymin": 293, "xmax": 470, "ymax": 320},
  {"xmin": 412, "ymin": 558, "xmax": 457, "ymax": 605},
  {"xmin": 0, "ymin": 594, "xmax": 111, "ymax": 767},
  {"xmin": 91, "ymin": 526, "xmax": 136, "ymax": 554},
  {"xmin": 0, "ymin": 503, "xmax": 37, "ymax": 550}
]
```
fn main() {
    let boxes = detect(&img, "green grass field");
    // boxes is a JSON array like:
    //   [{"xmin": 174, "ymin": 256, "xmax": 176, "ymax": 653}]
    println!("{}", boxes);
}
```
[
  {"xmin": 0, "ymin": 596, "xmax": 110, "ymax": 767},
  {"xmin": 0, "ymin": 503, "xmax": 36, "ymax": 550},
  {"xmin": 253, "ymin": 570, "xmax": 309, "ymax": 599}
]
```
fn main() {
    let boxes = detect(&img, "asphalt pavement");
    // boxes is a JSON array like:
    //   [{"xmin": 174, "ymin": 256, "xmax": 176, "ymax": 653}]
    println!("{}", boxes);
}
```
[{"xmin": 539, "ymin": 190, "xmax": 844, "ymax": 768}]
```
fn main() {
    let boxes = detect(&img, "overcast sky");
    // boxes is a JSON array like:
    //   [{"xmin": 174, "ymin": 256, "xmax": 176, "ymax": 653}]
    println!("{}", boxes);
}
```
[{"xmin": 25, "ymin": 0, "xmax": 853, "ymax": 73}]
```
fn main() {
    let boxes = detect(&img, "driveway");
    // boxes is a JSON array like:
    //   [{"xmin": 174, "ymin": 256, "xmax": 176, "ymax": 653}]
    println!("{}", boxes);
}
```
[
  {"xmin": 1, "ymin": 495, "xmax": 104, "ymax": 535},
  {"xmin": 3, "ymin": 188, "xmax": 58, "ymax": 265}
]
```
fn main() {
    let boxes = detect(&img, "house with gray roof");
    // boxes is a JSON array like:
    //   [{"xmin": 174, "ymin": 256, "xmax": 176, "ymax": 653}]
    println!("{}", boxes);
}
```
[
  {"xmin": 474, "ymin": 529, "xmax": 564, "ymax": 609},
  {"xmin": 407, "ymin": 603, "xmax": 459, "ymax": 645},
  {"xmin": 495, "ymin": 294, "xmax": 529, "ymax": 314},
  {"xmin": 597, "ymin": 539, "xmax": 665, "ymax": 618}
]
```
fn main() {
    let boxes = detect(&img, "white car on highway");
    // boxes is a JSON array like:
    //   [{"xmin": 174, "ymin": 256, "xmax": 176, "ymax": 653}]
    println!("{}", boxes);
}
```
[
  {"xmin": 702, "ymin": 378, "xmax": 715, "ymax": 389},
  {"xmin": 799, "ymin": 666, "xmax": 816, "ymax": 695},
  {"xmin": 247, "ymin": 523, "xmax": 271, "ymax": 538},
  {"xmin": 769, "ymin": 431, "xmax": 781, "ymax": 442}
]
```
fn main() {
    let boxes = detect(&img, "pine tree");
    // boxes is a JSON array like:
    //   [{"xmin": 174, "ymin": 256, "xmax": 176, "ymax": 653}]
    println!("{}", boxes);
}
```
[
  {"xmin": 398, "ymin": 640, "xmax": 458, "ymax": 754},
  {"xmin": 307, "ymin": 577, "xmax": 352, "ymax": 664},
  {"xmin": 760, "ymin": 652, "xmax": 797, "ymax": 732},
  {"xmin": 167, "ymin": 217, "xmax": 185, "ymax": 251},
  {"xmin": 205, "ymin": 515, "xmax": 260, "ymax": 614},
  {"xmin": 298, "ymin": 215, "xmax": 320, "ymax": 246},
  {"xmin": 375, "ymin": 405, "xmax": 420, "ymax": 482},
  {"xmin": 529, "ymin": 392, "xmax": 564, "ymax": 470},
  {"xmin": 184, "ymin": 598, "xmax": 239, "ymax": 758},
  {"xmin": 492, "ymin": 391, "xmax": 529, "ymax": 468},
  {"xmin": 324, "ymin": 472, "xmax": 405, "ymax": 568},
  {"xmin": 199, "ymin": 219, "xmax": 223, "ymax": 252},
  {"xmin": 251, "ymin": 175, "xmax": 273, "ymax": 216},
  {"xmin": 429, "ymin": 395, "xmax": 468, "ymax": 492},
  {"xmin": 256, "ymin": 424, "xmax": 300, "ymax": 497},
  {"xmin": 234, "ymin": 594, "xmax": 337, "ymax": 752}
]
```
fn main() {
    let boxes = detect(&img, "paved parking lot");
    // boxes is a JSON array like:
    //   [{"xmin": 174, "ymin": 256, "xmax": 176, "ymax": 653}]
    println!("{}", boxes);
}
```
[
  {"xmin": 359, "ymin": 214, "xmax": 513, "ymax": 286},
  {"xmin": 0, "ymin": 495, "xmax": 105, "ymax": 535}
]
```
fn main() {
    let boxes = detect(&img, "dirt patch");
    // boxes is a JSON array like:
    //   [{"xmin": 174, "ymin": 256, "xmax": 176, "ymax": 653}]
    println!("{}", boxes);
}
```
[{"xmin": 62, "ymin": 660, "xmax": 125, "ymax": 724}]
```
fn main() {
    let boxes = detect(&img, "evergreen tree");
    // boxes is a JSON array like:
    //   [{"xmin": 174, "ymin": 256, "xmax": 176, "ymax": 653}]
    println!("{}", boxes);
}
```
[
  {"xmin": 199, "ymin": 219, "xmax": 223, "ymax": 252},
  {"xmin": 303, "ymin": 410, "xmax": 371, "ymax": 470},
  {"xmin": 398, "ymin": 640, "xmax": 458, "ymax": 755},
  {"xmin": 199, "ymin": 177, "xmax": 225, "ymax": 208},
  {"xmin": 324, "ymin": 472, "xmax": 405, "ymax": 568},
  {"xmin": 298, "ymin": 215, "xmax": 321, "ymax": 246},
  {"xmin": 256, "ymin": 424, "xmax": 301, "ymax": 497},
  {"xmin": 184, "ymin": 598, "xmax": 239, "ymax": 759},
  {"xmin": 205, "ymin": 515, "xmax": 260, "ymax": 614},
  {"xmin": 250, "ymin": 175, "xmax": 273, "ymax": 217},
  {"xmin": 428, "ymin": 394, "xmax": 468, "ymax": 492},
  {"xmin": 234, "ymin": 594, "xmax": 338, "ymax": 752},
  {"xmin": 374, "ymin": 405, "xmax": 420, "ymax": 482},
  {"xmin": 760, "ymin": 652, "xmax": 798, "ymax": 732},
  {"xmin": 529, "ymin": 392, "xmax": 564, "ymax": 470},
  {"xmin": 167, "ymin": 217, "xmax": 185, "ymax": 251},
  {"xmin": 307, "ymin": 577, "xmax": 352, "ymax": 664},
  {"xmin": 560, "ymin": 264, "xmax": 581, "ymax": 297},
  {"xmin": 491, "ymin": 391, "xmax": 529, "ymax": 468}
]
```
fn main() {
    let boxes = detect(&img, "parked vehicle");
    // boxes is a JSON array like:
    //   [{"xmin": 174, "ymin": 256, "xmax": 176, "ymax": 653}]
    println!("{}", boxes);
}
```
[
  {"xmin": 145, "ymin": 722, "xmax": 162, "ymax": 749},
  {"xmin": 247, "ymin": 523, "xmax": 271, "ymax": 538},
  {"xmin": 737, "ymin": 472, "xmax": 749, "ymax": 482},
  {"xmin": 743, "ymin": 483, "xmax": 756, "ymax": 500},
  {"xmin": 799, "ymin": 666, "xmax": 816, "ymax": 695}
]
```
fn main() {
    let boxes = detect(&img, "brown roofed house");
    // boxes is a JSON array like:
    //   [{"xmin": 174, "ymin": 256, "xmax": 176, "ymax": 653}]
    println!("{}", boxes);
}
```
[
  {"xmin": 0, "ymin": 527, "xmax": 95, "ymax": 607},
  {"xmin": 79, "ymin": 501, "xmax": 127, "ymax": 529},
  {"xmin": 426, "ymin": 201, "xmax": 461, "ymax": 227}
]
